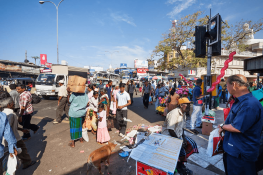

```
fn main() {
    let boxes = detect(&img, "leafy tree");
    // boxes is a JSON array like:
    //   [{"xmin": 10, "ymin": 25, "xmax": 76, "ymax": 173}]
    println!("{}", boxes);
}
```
[
  {"xmin": 153, "ymin": 11, "xmax": 263, "ymax": 71},
  {"xmin": 31, "ymin": 56, "xmax": 39, "ymax": 65}
]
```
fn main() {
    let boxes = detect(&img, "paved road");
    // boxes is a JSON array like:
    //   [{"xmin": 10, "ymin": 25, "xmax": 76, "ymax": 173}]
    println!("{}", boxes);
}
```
[{"xmin": 14, "ymin": 94, "xmax": 263, "ymax": 175}]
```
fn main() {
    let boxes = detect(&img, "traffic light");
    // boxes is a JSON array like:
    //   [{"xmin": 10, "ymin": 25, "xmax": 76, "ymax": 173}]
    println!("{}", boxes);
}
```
[
  {"xmin": 209, "ymin": 14, "xmax": 222, "ymax": 56},
  {"xmin": 194, "ymin": 26, "xmax": 206, "ymax": 58}
]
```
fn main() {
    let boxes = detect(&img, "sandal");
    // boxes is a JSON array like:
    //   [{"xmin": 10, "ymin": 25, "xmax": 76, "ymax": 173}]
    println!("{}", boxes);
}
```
[
  {"xmin": 68, "ymin": 142, "xmax": 75, "ymax": 148},
  {"xmin": 22, "ymin": 161, "xmax": 36, "ymax": 169}
]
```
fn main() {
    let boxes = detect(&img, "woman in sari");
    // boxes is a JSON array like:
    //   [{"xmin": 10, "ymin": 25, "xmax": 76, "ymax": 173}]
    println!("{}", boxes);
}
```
[{"xmin": 67, "ymin": 87, "xmax": 89, "ymax": 148}]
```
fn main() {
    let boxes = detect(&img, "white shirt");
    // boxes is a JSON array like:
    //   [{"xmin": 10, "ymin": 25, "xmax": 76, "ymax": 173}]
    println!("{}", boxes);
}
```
[
  {"xmin": 162, "ymin": 108, "xmax": 185, "ymax": 139},
  {"xmin": 58, "ymin": 85, "xmax": 68, "ymax": 97},
  {"xmin": 116, "ymin": 91, "xmax": 130, "ymax": 110},
  {"xmin": 2, "ymin": 108, "xmax": 22, "ymax": 143},
  {"xmin": 151, "ymin": 84, "xmax": 156, "ymax": 90},
  {"xmin": 89, "ymin": 97, "xmax": 98, "ymax": 112}
]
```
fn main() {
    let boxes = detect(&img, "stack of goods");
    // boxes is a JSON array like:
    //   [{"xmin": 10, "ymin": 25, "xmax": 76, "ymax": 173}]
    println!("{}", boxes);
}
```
[
  {"xmin": 156, "ymin": 96, "xmax": 168, "ymax": 116},
  {"xmin": 201, "ymin": 110, "xmax": 216, "ymax": 123},
  {"xmin": 176, "ymin": 88, "xmax": 190, "ymax": 98},
  {"xmin": 67, "ymin": 75, "xmax": 86, "ymax": 93},
  {"xmin": 156, "ymin": 106, "xmax": 165, "ymax": 115}
]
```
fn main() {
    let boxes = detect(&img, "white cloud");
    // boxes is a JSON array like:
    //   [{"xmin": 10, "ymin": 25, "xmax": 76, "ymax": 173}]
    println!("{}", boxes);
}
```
[
  {"xmin": 207, "ymin": 4, "xmax": 212, "ymax": 8},
  {"xmin": 110, "ymin": 12, "xmax": 136, "ymax": 27},
  {"xmin": 166, "ymin": 0, "xmax": 183, "ymax": 4},
  {"xmin": 167, "ymin": 0, "xmax": 196, "ymax": 18},
  {"xmin": 85, "ymin": 45, "xmax": 151, "ymax": 69}
]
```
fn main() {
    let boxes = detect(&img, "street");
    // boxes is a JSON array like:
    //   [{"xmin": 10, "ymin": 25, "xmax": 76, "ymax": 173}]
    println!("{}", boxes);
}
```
[{"xmin": 13, "ymin": 93, "xmax": 237, "ymax": 175}]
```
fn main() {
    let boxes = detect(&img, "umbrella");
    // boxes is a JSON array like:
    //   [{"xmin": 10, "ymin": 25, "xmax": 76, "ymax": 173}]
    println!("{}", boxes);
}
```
[
  {"xmin": 152, "ymin": 76, "xmax": 158, "ymax": 80},
  {"xmin": 157, "ymin": 76, "xmax": 162, "ymax": 79}
]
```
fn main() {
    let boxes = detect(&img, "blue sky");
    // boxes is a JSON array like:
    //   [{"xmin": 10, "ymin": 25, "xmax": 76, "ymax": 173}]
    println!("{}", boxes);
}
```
[{"xmin": 0, "ymin": 0, "xmax": 263, "ymax": 70}]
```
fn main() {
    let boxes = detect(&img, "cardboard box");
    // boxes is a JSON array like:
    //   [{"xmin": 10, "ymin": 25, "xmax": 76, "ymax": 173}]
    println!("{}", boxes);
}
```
[
  {"xmin": 67, "ymin": 75, "xmax": 86, "ymax": 93},
  {"xmin": 137, "ymin": 161, "xmax": 167, "ymax": 175},
  {"xmin": 202, "ymin": 122, "xmax": 213, "ymax": 136}
]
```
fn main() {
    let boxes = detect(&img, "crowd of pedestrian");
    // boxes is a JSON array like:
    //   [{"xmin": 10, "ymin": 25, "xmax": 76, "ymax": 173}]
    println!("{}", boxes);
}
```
[{"xmin": 1, "ymin": 74, "xmax": 263, "ymax": 174}]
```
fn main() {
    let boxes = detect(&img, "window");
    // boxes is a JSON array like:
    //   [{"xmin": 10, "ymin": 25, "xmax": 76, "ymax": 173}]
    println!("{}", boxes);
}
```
[{"xmin": 56, "ymin": 75, "xmax": 64, "ymax": 84}]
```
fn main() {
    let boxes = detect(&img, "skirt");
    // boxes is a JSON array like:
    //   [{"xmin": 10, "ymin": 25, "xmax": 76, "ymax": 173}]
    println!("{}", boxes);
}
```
[
  {"xmin": 97, "ymin": 127, "xmax": 110, "ymax": 143},
  {"xmin": 69, "ymin": 117, "xmax": 83, "ymax": 140}
]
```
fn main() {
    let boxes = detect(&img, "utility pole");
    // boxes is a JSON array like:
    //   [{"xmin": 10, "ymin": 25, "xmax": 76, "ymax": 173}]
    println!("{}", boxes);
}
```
[{"xmin": 25, "ymin": 50, "xmax": 27, "ymax": 62}]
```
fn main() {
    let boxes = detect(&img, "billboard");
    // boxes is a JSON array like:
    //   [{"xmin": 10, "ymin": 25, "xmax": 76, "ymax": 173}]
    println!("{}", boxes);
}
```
[
  {"xmin": 134, "ymin": 60, "xmax": 148, "ymax": 68},
  {"xmin": 137, "ymin": 68, "xmax": 148, "ymax": 75},
  {"xmin": 188, "ymin": 70, "xmax": 196, "ymax": 75},
  {"xmin": 120, "ymin": 63, "xmax": 127, "ymax": 68},
  {"xmin": 40, "ymin": 54, "xmax": 47, "ymax": 65},
  {"xmin": 45, "ymin": 62, "xmax": 52, "ymax": 68}
]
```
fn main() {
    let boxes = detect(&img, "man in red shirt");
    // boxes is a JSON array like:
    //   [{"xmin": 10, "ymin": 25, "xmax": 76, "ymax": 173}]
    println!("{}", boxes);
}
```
[{"xmin": 17, "ymin": 84, "xmax": 39, "ymax": 140}]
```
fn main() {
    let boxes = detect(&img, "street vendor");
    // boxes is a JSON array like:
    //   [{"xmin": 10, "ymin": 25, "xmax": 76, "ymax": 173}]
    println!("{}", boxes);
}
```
[{"xmin": 162, "ymin": 97, "xmax": 198, "ymax": 175}]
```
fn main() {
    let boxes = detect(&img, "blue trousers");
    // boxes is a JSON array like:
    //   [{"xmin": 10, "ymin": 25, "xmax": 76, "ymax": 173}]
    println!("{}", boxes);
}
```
[{"xmin": 223, "ymin": 153, "xmax": 256, "ymax": 175}]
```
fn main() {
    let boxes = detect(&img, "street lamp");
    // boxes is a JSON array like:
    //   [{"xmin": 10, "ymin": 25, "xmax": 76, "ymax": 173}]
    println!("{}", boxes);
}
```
[{"xmin": 39, "ymin": 0, "xmax": 65, "ymax": 64}]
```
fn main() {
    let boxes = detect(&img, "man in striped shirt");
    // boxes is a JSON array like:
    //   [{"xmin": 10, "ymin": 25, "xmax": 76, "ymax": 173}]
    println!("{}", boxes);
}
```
[{"xmin": 17, "ymin": 84, "xmax": 39, "ymax": 140}]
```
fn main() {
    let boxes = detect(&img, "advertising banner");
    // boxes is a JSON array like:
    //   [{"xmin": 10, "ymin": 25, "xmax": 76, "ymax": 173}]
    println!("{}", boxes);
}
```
[
  {"xmin": 45, "ymin": 62, "xmax": 52, "ymax": 68},
  {"xmin": 120, "ymin": 63, "xmax": 127, "ymax": 68},
  {"xmin": 188, "ymin": 70, "xmax": 196, "ymax": 75},
  {"xmin": 137, "ymin": 68, "xmax": 148, "ymax": 74},
  {"xmin": 40, "ymin": 69, "xmax": 52, "ymax": 73},
  {"xmin": 40, "ymin": 54, "xmax": 47, "ymax": 65},
  {"xmin": 134, "ymin": 60, "xmax": 148, "ymax": 68}
]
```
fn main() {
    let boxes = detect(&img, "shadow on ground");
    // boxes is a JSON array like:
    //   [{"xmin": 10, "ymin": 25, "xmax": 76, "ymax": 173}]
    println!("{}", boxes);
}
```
[
  {"xmin": 63, "ymin": 151, "xmax": 136, "ymax": 175},
  {"xmin": 16, "ymin": 118, "xmax": 51, "ymax": 175}
]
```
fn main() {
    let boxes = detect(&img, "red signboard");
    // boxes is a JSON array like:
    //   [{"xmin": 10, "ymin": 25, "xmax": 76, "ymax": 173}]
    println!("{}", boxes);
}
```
[
  {"xmin": 45, "ymin": 62, "xmax": 52, "ymax": 68},
  {"xmin": 137, "ymin": 161, "xmax": 167, "ymax": 175},
  {"xmin": 40, "ymin": 69, "xmax": 52, "ymax": 73},
  {"xmin": 40, "ymin": 54, "xmax": 47, "ymax": 65},
  {"xmin": 137, "ymin": 68, "xmax": 148, "ymax": 74}
]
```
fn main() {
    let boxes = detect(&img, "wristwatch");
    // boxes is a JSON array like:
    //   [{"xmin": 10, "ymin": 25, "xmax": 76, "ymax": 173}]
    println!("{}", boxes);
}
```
[{"xmin": 220, "ymin": 123, "xmax": 224, "ymax": 129}]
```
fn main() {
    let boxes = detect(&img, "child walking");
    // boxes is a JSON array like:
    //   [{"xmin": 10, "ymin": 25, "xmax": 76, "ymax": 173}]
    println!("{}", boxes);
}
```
[{"xmin": 97, "ymin": 103, "xmax": 110, "ymax": 144}]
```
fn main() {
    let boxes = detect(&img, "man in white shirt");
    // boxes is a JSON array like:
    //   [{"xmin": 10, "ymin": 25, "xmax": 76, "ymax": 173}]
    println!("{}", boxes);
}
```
[
  {"xmin": 116, "ymin": 83, "xmax": 131, "ymax": 137},
  {"xmin": 54, "ymin": 80, "xmax": 69, "ymax": 124},
  {"xmin": 1, "ymin": 95, "xmax": 36, "ymax": 169}
]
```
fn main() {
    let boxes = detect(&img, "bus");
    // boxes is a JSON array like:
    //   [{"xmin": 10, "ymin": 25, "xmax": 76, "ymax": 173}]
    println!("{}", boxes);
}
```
[{"xmin": 92, "ymin": 72, "xmax": 120, "ymax": 86}]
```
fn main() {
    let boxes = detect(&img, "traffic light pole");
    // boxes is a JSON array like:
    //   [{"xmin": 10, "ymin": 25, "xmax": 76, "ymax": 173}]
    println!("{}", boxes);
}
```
[{"xmin": 205, "ymin": 11, "xmax": 213, "ymax": 114}]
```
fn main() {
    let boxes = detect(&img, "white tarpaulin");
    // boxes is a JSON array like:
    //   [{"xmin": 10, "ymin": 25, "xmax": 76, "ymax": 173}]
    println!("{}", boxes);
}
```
[{"xmin": 130, "ymin": 133, "xmax": 182, "ymax": 173}]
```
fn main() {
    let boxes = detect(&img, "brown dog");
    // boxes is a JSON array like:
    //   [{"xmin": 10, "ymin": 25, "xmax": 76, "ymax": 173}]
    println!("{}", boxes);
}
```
[{"xmin": 87, "ymin": 142, "xmax": 117, "ymax": 175}]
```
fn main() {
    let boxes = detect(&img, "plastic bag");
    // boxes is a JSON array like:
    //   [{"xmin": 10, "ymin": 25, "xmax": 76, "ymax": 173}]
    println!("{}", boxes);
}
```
[
  {"xmin": 223, "ymin": 107, "xmax": 231, "ymax": 121},
  {"xmin": 207, "ymin": 128, "xmax": 224, "ymax": 157},
  {"xmin": 110, "ymin": 101, "xmax": 114, "ymax": 111},
  {"xmin": 6, "ymin": 154, "xmax": 17, "ymax": 175},
  {"xmin": 82, "ymin": 128, "xmax": 89, "ymax": 142},
  {"xmin": 149, "ymin": 96, "xmax": 152, "ymax": 102}
]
